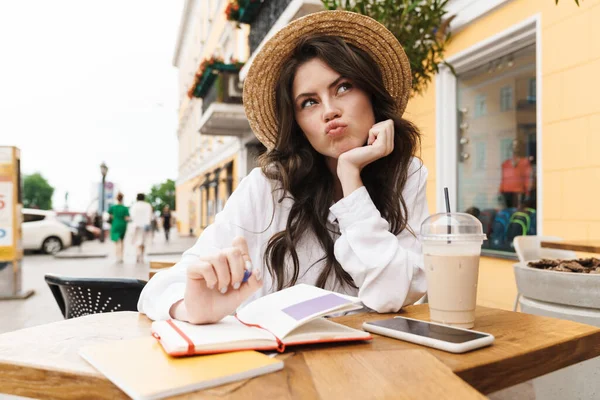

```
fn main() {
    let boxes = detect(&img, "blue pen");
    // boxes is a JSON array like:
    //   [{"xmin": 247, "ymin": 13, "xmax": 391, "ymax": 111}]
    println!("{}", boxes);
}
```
[{"xmin": 242, "ymin": 269, "xmax": 253, "ymax": 283}]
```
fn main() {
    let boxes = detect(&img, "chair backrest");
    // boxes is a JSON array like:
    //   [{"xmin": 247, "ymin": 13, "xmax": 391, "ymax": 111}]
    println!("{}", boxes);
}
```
[
  {"xmin": 513, "ymin": 235, "xmax": 577, "ymax": 262},
  {"xmin": 44, "ymin": 274, "xmax": 147, "ymax": 319}
]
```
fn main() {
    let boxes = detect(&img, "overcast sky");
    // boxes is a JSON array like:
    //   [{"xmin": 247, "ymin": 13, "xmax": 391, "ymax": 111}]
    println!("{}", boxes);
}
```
[{"xmin": 0, "ymin": 1, "xmax": 184, "ymax": 211}]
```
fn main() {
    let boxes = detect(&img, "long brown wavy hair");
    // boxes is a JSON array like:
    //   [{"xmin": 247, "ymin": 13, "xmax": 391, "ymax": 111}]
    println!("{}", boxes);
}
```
[{"xmin": 259, "ymin": 35, "xmax": 421, "ymax": 291}]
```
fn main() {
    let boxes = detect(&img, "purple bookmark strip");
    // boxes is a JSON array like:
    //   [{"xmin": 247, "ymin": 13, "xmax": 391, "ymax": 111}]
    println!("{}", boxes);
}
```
[{"xmin": 282, "ymin": 293, "xmax": 351, "ymax": 321}]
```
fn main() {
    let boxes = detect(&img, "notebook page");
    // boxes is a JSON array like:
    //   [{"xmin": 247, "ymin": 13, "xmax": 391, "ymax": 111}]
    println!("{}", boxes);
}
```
[
  {"xmin": 153, "ymin": 316, "xmax": 275, "ymax": 353},
  {"xmin": 236, "ymin": 284, "xmax": 361, "ymax": 339},
  {"xmin": 283, "ymin": 318, "xmax": 371, "ymax": 344}
]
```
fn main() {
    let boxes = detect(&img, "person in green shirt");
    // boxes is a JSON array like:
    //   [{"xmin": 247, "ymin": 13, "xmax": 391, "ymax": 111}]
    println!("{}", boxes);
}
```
[{"xmin": 107, "ymin": 192, "xmax": 130, "ymax": 263}]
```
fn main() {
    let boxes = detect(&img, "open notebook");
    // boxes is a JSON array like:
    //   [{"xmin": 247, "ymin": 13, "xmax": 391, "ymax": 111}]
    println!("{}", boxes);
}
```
[{"xmin": 152, "ymin": 284, "xmax": 372, "ymax": 356}]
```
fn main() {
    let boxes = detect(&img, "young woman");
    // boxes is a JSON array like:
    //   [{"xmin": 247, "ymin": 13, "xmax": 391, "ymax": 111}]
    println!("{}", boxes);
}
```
[
  {"xmin": 138, "ymin": 10, "xmax": 429, "ymax": 324},
  {"xmin": 107, "ymin": 192, "xmax": 129, "ymax": 263},
  {"xmin": 161, "ymin": 205, "xmax": 172, "ymax": 243},
  {"xmin": 130, "ymin": 193, "xmax": 153, "ymax": 263}
]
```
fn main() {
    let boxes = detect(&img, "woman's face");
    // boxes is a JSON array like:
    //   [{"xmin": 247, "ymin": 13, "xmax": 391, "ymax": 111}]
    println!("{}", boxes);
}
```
[{"xmin": 292, "ymin": 58, "xmax": 375, "ymax": 159}]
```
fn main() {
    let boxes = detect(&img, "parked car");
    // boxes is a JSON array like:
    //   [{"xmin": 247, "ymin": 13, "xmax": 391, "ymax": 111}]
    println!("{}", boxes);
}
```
[
  {"xmin": 55, "ymin": 211, "xmax": 101, "ymax": 241},
  {"xmin": 22, "ymin": 209, "xmax": 73, "ymax": 254}
]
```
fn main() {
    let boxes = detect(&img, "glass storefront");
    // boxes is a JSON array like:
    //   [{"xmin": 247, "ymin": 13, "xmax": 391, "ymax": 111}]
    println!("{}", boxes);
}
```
[{"xmin": 456, "ymin": 44, "xmax": 537, "ymax": 254}]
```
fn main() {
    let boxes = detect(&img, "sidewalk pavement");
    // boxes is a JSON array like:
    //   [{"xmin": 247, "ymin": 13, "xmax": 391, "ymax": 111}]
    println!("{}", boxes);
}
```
[{"xmin": 54, "ymin": 227, "xmax": 197, "ymax": 259}]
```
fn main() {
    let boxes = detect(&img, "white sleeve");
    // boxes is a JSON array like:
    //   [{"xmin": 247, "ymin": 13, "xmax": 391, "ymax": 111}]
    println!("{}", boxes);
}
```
[
  {"xmin": 137, "ymin": 168, "xmax": 272, "ymax": 321},
  {"xmin": 330, "ymin": 159, "xmax": 429, "ymax": 313}
]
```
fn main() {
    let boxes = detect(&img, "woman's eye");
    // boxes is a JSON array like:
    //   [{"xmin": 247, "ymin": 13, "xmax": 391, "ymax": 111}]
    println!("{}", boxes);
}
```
[
  {"xmin": 301, "ymin": 98, "xmax": 317, "ymax": 108},
  {"xmin": 337, "ymin": 82, "xmax": 352, "ymax": 94}
]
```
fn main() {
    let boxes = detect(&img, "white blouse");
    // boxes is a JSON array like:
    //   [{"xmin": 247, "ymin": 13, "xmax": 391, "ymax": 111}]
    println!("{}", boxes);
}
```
[{"xmin": 138, "ymin": 157, "xmax": 429, "ymax": 321}]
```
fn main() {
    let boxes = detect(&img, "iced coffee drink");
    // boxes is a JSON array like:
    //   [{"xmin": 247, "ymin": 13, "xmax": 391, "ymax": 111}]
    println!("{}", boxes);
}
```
[{"xmin": 420, "ymin": 213, "xmax": 486, "ymax": 329}]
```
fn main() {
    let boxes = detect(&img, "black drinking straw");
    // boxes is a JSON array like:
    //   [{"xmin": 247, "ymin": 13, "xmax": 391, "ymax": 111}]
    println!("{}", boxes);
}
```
[{"xmin": 444, "ymin": 187, "xmax": 451, "ymax": 244}]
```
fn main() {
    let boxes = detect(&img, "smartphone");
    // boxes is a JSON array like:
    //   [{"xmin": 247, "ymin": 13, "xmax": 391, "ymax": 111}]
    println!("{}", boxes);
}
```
[{"xmin": 362, "ymin": 316, "xmax": 494, "ymax": 353}]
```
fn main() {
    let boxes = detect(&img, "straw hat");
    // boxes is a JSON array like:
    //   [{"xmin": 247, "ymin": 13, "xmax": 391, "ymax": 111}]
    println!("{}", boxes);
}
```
[{"xmin": 243, "ymin": 10, "xmax": 412, "ymax": 150}]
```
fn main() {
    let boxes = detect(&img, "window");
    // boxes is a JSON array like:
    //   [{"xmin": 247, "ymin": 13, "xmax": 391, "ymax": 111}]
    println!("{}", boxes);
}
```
[
  {"xmin": 500, "ymin": 86, "xmax": 513, "ymax": 111},
  {"xmin": 456, "ymin": 44, "xmax": 537, "ymax": 255},
  {"xmin": 199, "ymin": 186, "xmax": 207, "ymax": 228},
  {"xmin": 23, "ymin": 213, "xmax": 45, "ymax": 223},
  {"xmin": 475, "ymin": 141, "xmax": 486, "ymax": 170},
  {"xmin": 528, "ymin": 78, "xmax": 536, "ymax": 103},
  {"xmin": 474, "ymin": 95, "xmax": 487, "ymax": 117},
  {"xmin": 207, "ymin": 199, "xmax": 214, "ymax": 220},
  {"xmin": 500, "ymin": 138, "xmax": 514, "ymax": 163}
]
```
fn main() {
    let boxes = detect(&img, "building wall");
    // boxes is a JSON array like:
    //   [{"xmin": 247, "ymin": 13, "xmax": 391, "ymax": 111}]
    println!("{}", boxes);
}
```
[
  {"xmin": 409, "ymin": 0, "xmax": 600, "ymax": 310},
  {"xmin": 175, "ymin": 176, "xmax": 200, "ymax": 235},
  {"xmin": 173, "ymin": 0, "xmax": 599, "ymax": 308},
  {"xmin": 174, "ymin": 0, "xmax": 250, "ymax": 235}
]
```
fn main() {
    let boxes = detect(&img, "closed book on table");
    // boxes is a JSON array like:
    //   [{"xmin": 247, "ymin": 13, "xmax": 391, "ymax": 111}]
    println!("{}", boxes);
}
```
[{"xmin": 80, "ymin": 337, "xmax": 283, "ymax": 400}]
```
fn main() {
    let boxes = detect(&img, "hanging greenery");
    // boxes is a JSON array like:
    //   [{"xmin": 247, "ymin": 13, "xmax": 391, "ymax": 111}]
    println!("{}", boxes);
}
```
[
  {"xmin": 188, "ymin": 57, "xmax": 245, "ymax": 99},
  {"xmin": 225, "ymin": 0, "xmax": 262, "ymax": 25},
  {"xmin": 322, "ymin": 0, "xmax": 453, "ymax": 96}
]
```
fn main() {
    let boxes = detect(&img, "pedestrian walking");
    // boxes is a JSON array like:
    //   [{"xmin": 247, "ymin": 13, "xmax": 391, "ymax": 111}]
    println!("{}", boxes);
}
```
[
  {"xmin": 161, "ymin": 205, "xmax": 172, "ymax": 243},
  {"xmin": 130, "ymin": 193, "xmax": 153, "ymax": 263},
  {"xmin": 107, "ymin": 193, "xmax": 129, "ymax": 263},
  {"xmin": 138, "ymin": 11, "xmax": 429, "ymax": 324}
]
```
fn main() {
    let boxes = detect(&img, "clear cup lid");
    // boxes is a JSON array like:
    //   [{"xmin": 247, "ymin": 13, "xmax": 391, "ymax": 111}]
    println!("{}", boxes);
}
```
[{"xmin": 420, "ymin": 212, "xmax": 487, "ymax": 242}]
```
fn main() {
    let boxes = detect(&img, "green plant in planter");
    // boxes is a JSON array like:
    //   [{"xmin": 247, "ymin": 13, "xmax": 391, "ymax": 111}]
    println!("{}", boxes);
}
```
[
  {"xmin": 225, "ymin": 0, "xmax": 262, "ymax": 25},
  {"xmin": 188, "ymin": 57, "xmax": 245, "ymax": 99},
  {"xmin": 321, "ymin": 0, "xmax": 580, "ymax": 95},
  {"xmin": 322, "ymin": 0, "xmax": 453, "ymax": 96}
]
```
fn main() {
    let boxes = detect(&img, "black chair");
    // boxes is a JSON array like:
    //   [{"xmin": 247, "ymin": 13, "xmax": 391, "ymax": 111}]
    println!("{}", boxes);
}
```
[{"xmin": 44, "ymin": 274, "xmax": 147, "ymax": 319}]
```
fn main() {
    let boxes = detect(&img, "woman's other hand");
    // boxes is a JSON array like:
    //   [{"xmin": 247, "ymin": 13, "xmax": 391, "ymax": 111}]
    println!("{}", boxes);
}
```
[{"xmin": 170, "ymin": 236, "xmax": 262, "ymax": 324}]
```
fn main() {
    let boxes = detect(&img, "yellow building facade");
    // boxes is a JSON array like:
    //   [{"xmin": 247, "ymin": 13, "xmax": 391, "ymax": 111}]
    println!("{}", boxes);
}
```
[
  {"xmin": 409, "ymin": 0, "xmax": 600, "ymax": 310},
  {"xmin": 173, "ymin": 0, "xmax": 253, "ymax": 236},
  {"xmin": 172, "ymin": 0, "xmax": 599, "ymax": 310}
]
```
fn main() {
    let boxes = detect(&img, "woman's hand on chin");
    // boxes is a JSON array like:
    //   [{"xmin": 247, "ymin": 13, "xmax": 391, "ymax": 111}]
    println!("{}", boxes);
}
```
[{"xmin": 336, "ymin": 119, "xmax": 394, "ymax": 196}]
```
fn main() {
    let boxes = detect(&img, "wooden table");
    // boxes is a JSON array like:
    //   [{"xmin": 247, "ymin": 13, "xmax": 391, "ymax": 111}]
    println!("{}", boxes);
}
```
[
  {"xmin": 541, "ymin": 240, "xmax": 600, "ymax": 254},
  {"xmin": 147, "ymin": 255, "xmax": 180, "ymax": 279},
  {"xmin": 1, "ymin": 305, "xmax": 599, "ymax": 399}
]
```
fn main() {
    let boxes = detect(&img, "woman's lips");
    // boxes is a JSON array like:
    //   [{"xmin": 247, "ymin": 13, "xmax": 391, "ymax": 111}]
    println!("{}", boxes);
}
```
[
  {"xmin": 325, "ymin": 120, "xmax": 348, "ymax": 136},
  {"xmin": 327, "ymin": 126, "xmax": 347, "ymax": 137}
]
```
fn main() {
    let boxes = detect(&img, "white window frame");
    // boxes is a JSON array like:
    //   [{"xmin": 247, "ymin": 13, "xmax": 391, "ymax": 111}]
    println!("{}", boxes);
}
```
[
  {"xmin": 500, "ymin": 85, "xmax": 513, "ymax": 112},
  {"xmin": 435, "ymin": 15, "xmax": 542, "ymax": 233},
  {"xmin": 446, "ymin": 0, "xmax": 513, "ymax": 32},
  {"xmin": 474, "ymin": 94, "xmax": 487, "ymax": 118}
]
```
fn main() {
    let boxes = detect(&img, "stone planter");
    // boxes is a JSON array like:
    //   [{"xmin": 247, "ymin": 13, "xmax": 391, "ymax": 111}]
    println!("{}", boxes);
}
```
[
  {"xmin": 514, "ymin": 262, "xmax": 600, "ymax": 308},
  {"xmin": 513, "ymin": 261, "xmax": 600, "ymax": 399}
]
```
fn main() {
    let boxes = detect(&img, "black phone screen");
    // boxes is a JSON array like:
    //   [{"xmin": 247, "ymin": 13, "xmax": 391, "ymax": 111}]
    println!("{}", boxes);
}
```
[{"xmin": 368, "ymin": 317, "xmax": 488, "ymax": 343}]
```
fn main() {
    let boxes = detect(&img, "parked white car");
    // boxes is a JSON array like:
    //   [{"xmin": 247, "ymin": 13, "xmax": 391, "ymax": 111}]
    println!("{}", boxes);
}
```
[{"xmin": 22, "ymin": 208, "xmax": 72, "ymax": 254}]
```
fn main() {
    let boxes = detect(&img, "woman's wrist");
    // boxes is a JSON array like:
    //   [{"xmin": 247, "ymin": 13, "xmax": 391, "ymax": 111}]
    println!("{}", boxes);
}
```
[
  {"xmin": 337, "ymin": 162, "xmax": 363, "ymax": 197},
  {"xmin": 171, "ymin": 297, "xmax": 222, "ymax": 324},
  {"xmin": 169, "ymin": 299, "xmax": 187, "ymax": 321}
]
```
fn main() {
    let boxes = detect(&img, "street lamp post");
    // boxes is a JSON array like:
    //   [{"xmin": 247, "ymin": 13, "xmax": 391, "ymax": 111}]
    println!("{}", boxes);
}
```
[{"xmin": 99, "ymin": 162, "xmax": 108, "ymax": 243}]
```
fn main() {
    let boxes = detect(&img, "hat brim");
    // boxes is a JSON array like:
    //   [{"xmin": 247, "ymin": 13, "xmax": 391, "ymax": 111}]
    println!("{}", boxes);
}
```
[{"xmin": 243, "ymin": 10, "xmax": 412, "ymax": 150}]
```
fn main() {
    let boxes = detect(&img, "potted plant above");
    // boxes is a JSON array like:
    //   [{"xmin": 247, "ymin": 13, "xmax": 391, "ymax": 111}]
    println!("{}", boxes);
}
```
[
  {"xmin": 321, "ymin": 0, "xmax": 453, "ymax": 96},
  {"xmin": 187, "ymin": 57, "xmax": 245, "ymax": 99},
  {"xmin": 322, "ymin": 0, "xmax": 582, "ymax": 95},
  {"xmin": 225, "ymin": 0, "xmax": 263, "ymax": 25}
]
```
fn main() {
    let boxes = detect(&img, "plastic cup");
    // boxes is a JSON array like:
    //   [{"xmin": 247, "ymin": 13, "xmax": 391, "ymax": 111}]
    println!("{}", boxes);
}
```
[{"xmin": 420, "ymin": 213, "xmax": 486, "ymax": 329}]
